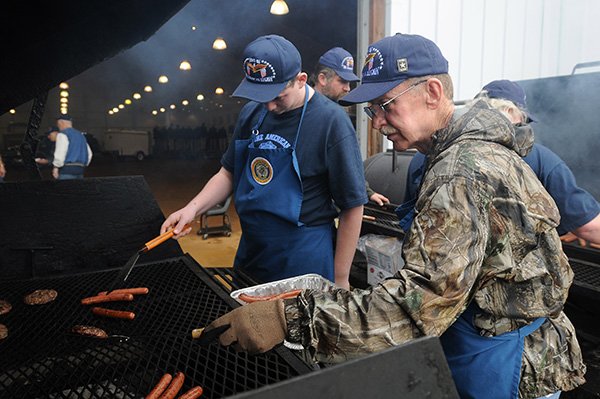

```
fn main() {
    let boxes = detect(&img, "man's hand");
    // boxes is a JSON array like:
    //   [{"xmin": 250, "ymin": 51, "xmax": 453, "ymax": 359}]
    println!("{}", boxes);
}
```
[
  {"xmin": 206, "ymin": 299, "xmax": 287, "ymax": 354},
  {"xmin": 52, "ymin": 167, "xmax": 59, "ymax": 179},
  {"xmin": 560, "ymin": 231, "xmax": 600, "ymax": 249},
  {"xmin": 369, "ymin": 192, "xmax": 390, "ymax": 206}
]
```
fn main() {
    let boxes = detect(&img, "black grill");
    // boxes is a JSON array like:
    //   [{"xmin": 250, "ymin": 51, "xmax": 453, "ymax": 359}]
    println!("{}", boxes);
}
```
[
  {"xmin": 570, "ymin": 259, "xmax": 600, "ymax": 291},
  {"xmin": 361, "ymin": 203, "xmax": 404, "ymax": 238},
  {"xmin": 0, "ymin": 256, "xmax": 309, "ymax": 398}
]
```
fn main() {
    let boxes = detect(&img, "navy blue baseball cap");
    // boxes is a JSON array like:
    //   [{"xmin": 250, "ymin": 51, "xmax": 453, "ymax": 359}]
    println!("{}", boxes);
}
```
[
  {"xmin": 232, "ymin": 34, "xmax": 302, "ymax": 103},
  {"xmin": 56, "ymin": 114, "xmax": 72, "ymax": 121},
  {"xmin": 319, "ymin": 47, "xmax": 360, "ymax": 82},
  {"xmin": 340, "ymin": 33, "xmax": 448, "ymax": 105},
  {"xmin": 478, "ymin": 80, "xmax": 536, "ymax": 122}
]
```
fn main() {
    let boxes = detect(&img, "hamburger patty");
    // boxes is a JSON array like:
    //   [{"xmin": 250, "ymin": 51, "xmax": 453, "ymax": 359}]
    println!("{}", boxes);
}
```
[
  {"xmin": 72, "ymin": 325, "xmax": 108, "ymax": 339},
  {"xmin": 0, "ymin": 299, "xmax": 11, "ymax": 315},
  {"xmin": 0, "ymin": 323, "xmax": 7, "ymax": 340},
  {"xmin": 23, "ymin": 289, "xmax": 58, "ymax": 305}
]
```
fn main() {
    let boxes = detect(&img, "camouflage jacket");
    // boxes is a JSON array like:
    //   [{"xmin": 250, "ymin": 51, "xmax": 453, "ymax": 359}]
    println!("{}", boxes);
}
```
[{"xmin": 285, "ymin": 101, "xmax": 586, "ymax": 397}]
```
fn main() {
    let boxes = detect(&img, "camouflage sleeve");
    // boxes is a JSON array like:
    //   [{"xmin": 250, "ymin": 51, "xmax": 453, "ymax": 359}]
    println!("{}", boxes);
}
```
[{"xmin": 285, "ymin": 175, "xmax": 492, "ymax": 364}]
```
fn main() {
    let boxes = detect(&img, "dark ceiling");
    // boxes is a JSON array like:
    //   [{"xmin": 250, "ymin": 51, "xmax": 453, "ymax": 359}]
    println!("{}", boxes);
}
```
[{"xmin": 1, "ymin": 0, "xmax": 358, "ymax": 118}]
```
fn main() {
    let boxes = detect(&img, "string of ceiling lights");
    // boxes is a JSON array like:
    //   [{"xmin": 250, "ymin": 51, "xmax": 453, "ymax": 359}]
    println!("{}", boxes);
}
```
[{"xmin": 105, "ymin": 0, "xmax": 289, "ymax": 118}]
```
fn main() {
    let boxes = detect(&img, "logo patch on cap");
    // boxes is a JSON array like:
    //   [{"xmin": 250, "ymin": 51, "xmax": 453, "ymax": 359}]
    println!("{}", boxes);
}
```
[
  {"xmin": 244, "ymin": 57, "xmax": 277, "ymax": 83},
  {"xmin": 341, "ymin": 56, "xmax": 354, "ymax": 71},
  {"xmin": 251, "ymin": 157, "xmax": 273, "ymax": 185},
  {"xmin": 396, "ymin": 58, "xmax": 408, "ymax": 73},
  {"xmin": 362, "ymin": 47, "xmax": 384, "ymax": 78}
]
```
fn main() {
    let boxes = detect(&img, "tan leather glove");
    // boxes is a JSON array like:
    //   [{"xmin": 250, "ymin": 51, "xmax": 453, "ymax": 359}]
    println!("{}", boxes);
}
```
[{"xmin": 207, "ymin": 299, "xmax": 287, "ymax": 354}]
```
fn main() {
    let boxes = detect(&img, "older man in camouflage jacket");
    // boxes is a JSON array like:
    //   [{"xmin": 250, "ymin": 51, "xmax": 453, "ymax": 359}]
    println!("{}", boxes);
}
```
[{"xmin": 206, "ymin": 34, "xmax": 586, "ymax": 398}]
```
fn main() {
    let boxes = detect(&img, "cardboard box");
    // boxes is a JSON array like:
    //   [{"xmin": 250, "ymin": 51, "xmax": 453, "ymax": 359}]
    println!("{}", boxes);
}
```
[{"xmin": 359, "ymin": 234, "xmax": 405, "ymax": 286}]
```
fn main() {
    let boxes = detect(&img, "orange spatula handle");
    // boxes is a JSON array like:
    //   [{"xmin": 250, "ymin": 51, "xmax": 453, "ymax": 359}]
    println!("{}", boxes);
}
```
[{"xmin": 143, "ymin": 224, "xmax": 191, "ymax": 252}]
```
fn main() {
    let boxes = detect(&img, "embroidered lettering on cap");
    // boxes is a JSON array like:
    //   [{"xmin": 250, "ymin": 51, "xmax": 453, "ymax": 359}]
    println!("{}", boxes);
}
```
[
  {"xmin": 362, "ymin": 47, "xmax": 384, "ymax": 77},
  {"xmin": 244, "ymin": 57, "xmax": 277, "ymax": 83},
  {"xmin": 251, "ymin": 157, "xmax": 273, "ymax": 185},
  {"xmin": 341, "ymin": 56, "xmax": 354, "ymax": 70},
  {"xmin": 396, "ymin": 58, "xmax": 408, "ymax": 72}
]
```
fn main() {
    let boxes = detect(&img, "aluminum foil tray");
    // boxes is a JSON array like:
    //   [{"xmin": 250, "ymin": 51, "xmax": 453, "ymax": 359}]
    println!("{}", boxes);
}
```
[{"xmin": 231, "ymin": 273, "xmax": 335, "ymax": 305}]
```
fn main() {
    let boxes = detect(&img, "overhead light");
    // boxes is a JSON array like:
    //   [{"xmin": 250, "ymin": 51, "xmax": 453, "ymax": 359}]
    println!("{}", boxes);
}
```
[
  {"xmin": 124, "ymin": 99, "xmax": 132, "ymax": 105},
  {"xmin": 118, "ymin": 104, "xmax": 125, "ymax": 109},
  {"xmin": 270, "ymin": 0, "xmax": 289, "ymax": 15},
  {"xmin": 60, "ymin": 98, "xmax": 68, "ymax": 104},
  {"xmin": 112, "ymin": 107, "xmax": 119, "ymax": 113},
  {"xmin": 160, "ymin": 107, "xmax": 166, "ymax": 113},
  {"xmin": 212, "ymin": 37, "xmax": 227, "ymax": 50},
  {"xmin": 60, "ymin": 90, "xmax": 69, "ymax": 98},
  {"xmin": 60, "ymin": 108, "xmax": 69, "ymax": 115},
  {"xmin": 158, "ymin": 75, "xmax": 169, "ymax": 84},
  {"xmin": 182, "ymin": 100, "xmax": 189, "ymax": 106},
  {"xmin": 196, "ymin": 94, "xmax": 205, "ymax": 101},
  {"xmin": 215, "ymin": 87, "xmax": 224, "ymax": 95},
  {"xmin": 170, "ymin": 104, "xmax": 176, "ymax": 109},
  {"xmin": 59, "ymin": 82, "xmax": 69, "ymax": 89},
  {"xmin": 191, "ymin": 26, "xmax": 197, "ymax": 31},
  {"xmin": 152, "ymin": 110, "xmax": 158, "ymax": 115},
  {"xmin": 9, "ymin": 109, "xmax": 16, "ymax": 114},
  {"xmin": 133, "ymin": 93, "xmax": 141, "ymax": 100},
  {"xmin": 144, "ymin": 85, "xmax": 153, "ymax": 92},
  {"xmin": 108, "ymin": 110, "xmax": 114, "ymax": 115},
  {"xmin": 179, "ymin": 60, "xmax": 192, "ymax": 71}
]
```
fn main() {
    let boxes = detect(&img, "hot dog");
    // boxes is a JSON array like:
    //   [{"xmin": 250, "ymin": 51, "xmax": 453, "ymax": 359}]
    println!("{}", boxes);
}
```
[
  {"xmin": 145, "ymin": 373, "xmax": 173, "ymax": 399},
  {"xmin": 158, "ymin": 371, "xmax": 184, "ymax": 399},
  {"xmin": 177, "ymin": 386, "xmax": 203, "ymax": 399},
  {"xmin": 91, "ymin": 307, "xmax": 136, "ymax": 320},
  {"xmin": 238, "ymin": 289, "xmax": 302, "ymax": 303},
  {"xmin": 81, "ymin": 293, "xmax": 134, "ymax": 305},
  {"xmin": 97, "ymin": 287, "xmax": 149, "ymax": 296}
]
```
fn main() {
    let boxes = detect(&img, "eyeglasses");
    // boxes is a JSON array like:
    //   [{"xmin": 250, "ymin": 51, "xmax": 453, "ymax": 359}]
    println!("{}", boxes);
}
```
[{"xmin": 363, "ymin": 80, "xmax": 428, "ymax": 120}]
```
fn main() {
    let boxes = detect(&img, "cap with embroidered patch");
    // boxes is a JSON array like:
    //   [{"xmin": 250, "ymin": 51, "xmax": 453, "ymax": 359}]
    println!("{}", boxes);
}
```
[
  {"xmin": 478, "ymin": 80, "xmax": 537, "ymax": 122},
  {"xmin": 318, "ymin": 47, "xmax": 360, "ymax": 82},
  {"xmin": 232, "ymin": 34, "xmax": 302, "ymax": 103},
  {"xmin": 340, "ymin": 33, "xmax": 448, "ymax": 105}
]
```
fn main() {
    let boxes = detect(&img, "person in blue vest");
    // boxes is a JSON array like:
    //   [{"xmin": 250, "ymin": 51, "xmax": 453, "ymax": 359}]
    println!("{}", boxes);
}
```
[
  {"xmin": 49, "ymin": 115, "xmax": 92, "ymax": 180},
  {"xmin": 161, "ymin": 35, "xmax": 367, "ymax": 289},
  {"xmin": 401, "ymin": 79, "xmax": 600, "ymax": 248},
  {"xmin": 311, "ymin": 47, "xmax": 390, "ymax": 206},
  {"xmin": 203, "ymin": 33, "xmax": 585, "ymax": 398}
]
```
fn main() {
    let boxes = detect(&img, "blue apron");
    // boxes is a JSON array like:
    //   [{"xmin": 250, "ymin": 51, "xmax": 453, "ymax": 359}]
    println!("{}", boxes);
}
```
[
  {"xmin": 232, "ymin": 86, "xmax": 334, "ymax": 283},
  {"xmin": 440, "ymin": 303, "xmax": 545, "ymax": 398}
]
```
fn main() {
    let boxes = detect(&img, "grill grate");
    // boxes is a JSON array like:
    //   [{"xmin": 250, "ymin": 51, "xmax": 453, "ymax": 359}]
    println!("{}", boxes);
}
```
[
  {"xmin": 362, "ymin": 203, "xmax": 404, "ymax": 238},
  {"xmin": 570, "ymin": 259, "xmax": 600, "ymax": 291},
  {"xmin": 0, "ymin": 256, "xmax": 309, "ymax": 398}
]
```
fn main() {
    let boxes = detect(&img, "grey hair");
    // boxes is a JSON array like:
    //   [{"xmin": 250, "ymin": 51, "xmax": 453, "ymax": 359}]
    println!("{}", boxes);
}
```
[
  {"xmin": 407, "ymin": 74, "xmax": 454, "ymax": 99},
  {"xmin": 473, "ymin": 94, "xmax": 527, "ymax": 123}
]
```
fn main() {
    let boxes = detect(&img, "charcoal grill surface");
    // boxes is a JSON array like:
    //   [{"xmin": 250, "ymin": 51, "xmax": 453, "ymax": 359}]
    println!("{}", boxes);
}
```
[
  {"xmin": 361, "ymin": 203, "xmax": 404, "ymax": 238},
  {"xmin": 0, "ymin": 256, "xmax": 309, "ymax": 398}
]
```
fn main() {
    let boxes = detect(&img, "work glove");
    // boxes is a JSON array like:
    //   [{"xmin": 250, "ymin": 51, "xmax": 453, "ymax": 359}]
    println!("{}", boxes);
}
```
[{"xmin": 207, "ymin": 299, "xmax": 287, "ymax": 354}]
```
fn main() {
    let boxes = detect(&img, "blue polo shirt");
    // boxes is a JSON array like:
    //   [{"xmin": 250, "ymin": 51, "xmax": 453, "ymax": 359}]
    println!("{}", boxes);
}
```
[{"xmin": 406, "ymin": 144, "xmax": 600, "ymax": 235}]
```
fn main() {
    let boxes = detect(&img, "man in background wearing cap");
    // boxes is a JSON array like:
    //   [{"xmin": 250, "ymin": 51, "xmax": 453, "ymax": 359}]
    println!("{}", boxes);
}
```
[
  {"xmin": 310, "ymin": 47, "xmax": 360, "ymax": 102},
  {"xmin": 50, "ymin": 116, "xmax": 93, "ymax": 179},
  {"xmin": 404, "ymin": 79, "xmax": 600, "ymax": 248},
  {"xmin": 162, "ymin": 35, "xmax": 367, "ymax": 289},
  {"xmin": 203, "ymin": 33, "xmax": 585, "ymax": 398},
  {"xmin": 311, "ymin": 47, "xmax": 390, "ymax": 206}
]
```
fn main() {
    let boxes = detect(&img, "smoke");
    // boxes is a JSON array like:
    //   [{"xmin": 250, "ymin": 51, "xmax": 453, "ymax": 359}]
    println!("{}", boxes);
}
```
[{"xmin": 519, "ymin": 73, "xmax": 600, "ymax": 200}]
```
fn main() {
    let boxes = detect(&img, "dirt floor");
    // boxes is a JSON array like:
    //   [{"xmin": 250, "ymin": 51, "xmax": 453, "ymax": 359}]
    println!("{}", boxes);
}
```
[{"xmin": 8, "ymin": 155, "xmax": 241, "ymax": 268}]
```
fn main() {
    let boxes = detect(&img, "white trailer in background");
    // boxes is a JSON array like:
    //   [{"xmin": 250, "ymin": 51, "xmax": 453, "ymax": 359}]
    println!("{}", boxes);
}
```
[{"xmin": 103, "ymin": 129, "xmax": 151, "ymax": 160}]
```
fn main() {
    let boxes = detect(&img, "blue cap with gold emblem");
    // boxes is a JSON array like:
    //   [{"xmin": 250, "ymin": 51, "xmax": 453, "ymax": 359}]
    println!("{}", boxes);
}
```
[
  {"xmin": 232, "ymin": 34, "xmax": 302, "ymax": 103},
  {"xmin": 340, "ymin": 33, "xmax": 448, "ymax": 105},
  {"xmin": 319, "ymin": 47, "xmax": 360, "ymax": 82}
]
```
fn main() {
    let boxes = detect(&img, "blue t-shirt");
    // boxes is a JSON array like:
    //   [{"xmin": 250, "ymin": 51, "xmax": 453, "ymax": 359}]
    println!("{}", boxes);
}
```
[
  {"xmin": 405, "ymin": 144, "xmax": 600, "ymax": 234},
  {"xmin": 222, "ymin": 91, "xmax": 367, "ymax": 226}
]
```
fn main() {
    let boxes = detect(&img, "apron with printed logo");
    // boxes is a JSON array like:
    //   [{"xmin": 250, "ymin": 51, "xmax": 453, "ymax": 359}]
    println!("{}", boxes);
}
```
[
  {"xmin": 232, "ymin": 86, "xmax": 334, "ymax": 283},
  {"xmin": 440, "ymin": 302, "xmax": 545, "ymax": 398}
]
